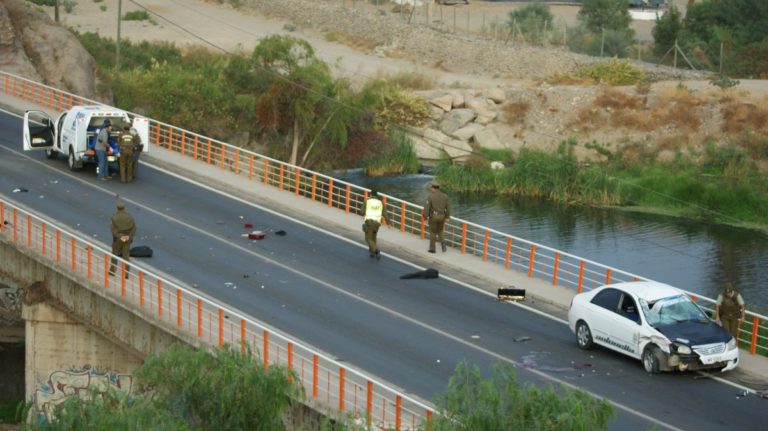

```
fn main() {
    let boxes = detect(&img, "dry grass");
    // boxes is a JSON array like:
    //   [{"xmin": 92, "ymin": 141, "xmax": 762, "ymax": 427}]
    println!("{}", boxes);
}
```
[
  {"xmin": 568, "ymin": 87, "xmax": 652, "ymax": 132},
  {"xmin": 649, "ymin": 86, "xmax": 705, "ymax": 133},
  {"xmin": 545, "ymin": 73, "xmax": 596, "ymax": 85},
  {"xmin": 502, "ymin": 101, "xmax": 530, "ymax": 125},
  {"xmin": 322, "ymin": 29, "xmax": 378, "ymax": 51},
  {"xmin": 372, "ymin": 70, "xmax": 437, "ymax": 90},
  {"xmin": 721, "ymin": 99, "xmax": 768, "ymax": 134}
]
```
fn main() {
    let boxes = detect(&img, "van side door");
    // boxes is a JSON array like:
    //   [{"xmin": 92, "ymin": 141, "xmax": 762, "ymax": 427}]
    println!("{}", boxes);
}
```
[
  {"xmin": 131, "ymin": 117, "xmax": 150, "ymax": 152},
  {"xmin": 23, "ymin": 110, "xmax": 55, "ymax": 151}
]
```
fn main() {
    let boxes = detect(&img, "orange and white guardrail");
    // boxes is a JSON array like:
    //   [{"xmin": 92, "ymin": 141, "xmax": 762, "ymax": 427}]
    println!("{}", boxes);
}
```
[
  {"xmin": 1, "ymin": 70, "xmax": 765, "ymax": 356},
  {"xmin": 0, "ymin": 198, "xmax": 434, "ymax": 430}
]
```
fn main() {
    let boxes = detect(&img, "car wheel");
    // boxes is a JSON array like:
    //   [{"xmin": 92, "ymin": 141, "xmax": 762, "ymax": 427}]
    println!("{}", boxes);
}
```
[
  {"xmin": 643, "ymin": 346, "xmax": 661, "ymax": 374},
  {"xmin": 576, "ymin": 321, "xmax": 594, "ymax": 350},
  {"xmin": 45, "ymin": 148, "xmax": 58, "ymax": 159}
]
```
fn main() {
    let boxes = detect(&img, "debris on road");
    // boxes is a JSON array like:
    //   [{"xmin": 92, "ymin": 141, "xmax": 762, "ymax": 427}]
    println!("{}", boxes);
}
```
[{"xmin": 12, "ymin": 187, "xmax": 28, "ymax": 193}]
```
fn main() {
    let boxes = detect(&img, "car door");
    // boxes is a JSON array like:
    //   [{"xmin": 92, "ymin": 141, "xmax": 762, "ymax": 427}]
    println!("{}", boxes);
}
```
[
  {"xmin": 131, "ymin": 117, "xmax": 150, "ymax": 152},
  {"xmin": 588, "ymin": 288, "xmax": 623, "ymax": 347},
  {"xmin": 23, "ymin": 110, "xmax": 55, "ymax": 151},
  {"xmin": 607, "ymin": 292, "xmax": 643, "ymax": 358}
]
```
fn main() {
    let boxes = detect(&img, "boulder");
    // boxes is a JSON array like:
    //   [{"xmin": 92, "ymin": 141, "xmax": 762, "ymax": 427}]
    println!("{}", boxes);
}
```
[
  {"xmin": 443, "ymin": 138, "xmax": 474, "ymax": 161},
  {"xmin": 466, "ymin": 97, "xmax": 498, "ymax": 125},
  {"xmin": 450, "ymin": 123, "xmax": 483, "ymax": 141},
  {"xmin": 429, "ymin": 94, "xmax": 453, "ymax": 111},
  {"xmin": 438, "ymin": 108, "xmax": 475, "ymax": 135},
  {"xmin": 474, "ymin": 127, "xmax": 504, "ymax": 149},
  {"xmin": 0, "ymin": 3, "xmax": 42, "ymax": 82},
  {"xmin": 410, "ymin": 128, "xmax": 449, "ymax": 160},
  {"xmin": 3, "ymin": 0, "xmax": 100, "ymax": 100},
  {"xmin": 428, "ymin": 105, "xmax": 444, "ymax": 120},
  {"xmin": 451, "ymin": 91, "xmax": 465, "ymax": 109},
  {"xmin": 490, "ymin": 161, "xmax": 505, "ymax": 170},
  {"xmin": 483, "ymin": 88, "xmax": 506, "ymax": 104}
]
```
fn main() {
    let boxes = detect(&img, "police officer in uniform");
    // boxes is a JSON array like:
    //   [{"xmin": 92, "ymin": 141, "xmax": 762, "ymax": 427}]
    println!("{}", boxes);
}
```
[
  {"xmin": 110, "ymin": 199, "xmax": 136, "ymax": 278},
  {"xmin": 422, "ymin": 182, "xmax": 450, "ymax": 253},
  {"xmin": 130, "ymin": 126, "xmax": 143, "ymax": 179},
  {"xmin": 363, "ymin": 190, "xmax": 387, "ymax": 260},
  {"xmin": 118, "ymin": 124, "xmax": 135, "ymax": 183},
  {"xmin": 714, "ymin": 282, "xmax": 746, "ymax": 339}
]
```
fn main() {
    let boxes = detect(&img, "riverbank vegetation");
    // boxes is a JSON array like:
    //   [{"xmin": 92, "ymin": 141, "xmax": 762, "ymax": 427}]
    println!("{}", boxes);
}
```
[{"xmin": 439, "ymin": 137, "xmax": 768, "ymax": 229}]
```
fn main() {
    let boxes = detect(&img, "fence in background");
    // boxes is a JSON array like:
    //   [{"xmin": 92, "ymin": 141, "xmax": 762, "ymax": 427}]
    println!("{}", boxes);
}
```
[{"xmin": 2, "ymin": 71, "xmax": 765, "ymax": 356}]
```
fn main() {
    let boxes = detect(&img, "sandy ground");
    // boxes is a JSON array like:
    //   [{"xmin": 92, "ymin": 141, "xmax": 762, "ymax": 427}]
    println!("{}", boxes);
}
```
[
  {"xmin": 42, "ymin": 0, "xmax": 685, "ymax": 88},
  {"xmin": 45, "ymin": 0, "xmax": 510, "ymax": 87}
]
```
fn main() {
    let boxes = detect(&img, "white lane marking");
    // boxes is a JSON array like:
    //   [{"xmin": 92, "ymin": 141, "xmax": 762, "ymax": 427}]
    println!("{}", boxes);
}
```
[{"xmin": 0, "ymin": 110, "xmax": 706, "ymax": 430}]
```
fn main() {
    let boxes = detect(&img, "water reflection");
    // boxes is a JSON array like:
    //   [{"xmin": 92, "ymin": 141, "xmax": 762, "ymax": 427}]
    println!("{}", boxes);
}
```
[{"xmin": 338, "ymin": 171, "xmax": 768, "ymax": 314}]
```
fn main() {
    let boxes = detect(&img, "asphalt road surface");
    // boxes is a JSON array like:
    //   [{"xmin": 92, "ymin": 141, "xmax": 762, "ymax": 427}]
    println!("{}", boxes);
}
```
[{"xmin": 1, "ymin": 110, "xmax": 765, "ymax": 431}]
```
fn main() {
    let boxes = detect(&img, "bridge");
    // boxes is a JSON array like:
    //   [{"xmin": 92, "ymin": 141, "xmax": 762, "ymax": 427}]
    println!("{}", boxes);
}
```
[{"xmin": 1, "ymin": 71, "xmax": 767, "ymax": 430}]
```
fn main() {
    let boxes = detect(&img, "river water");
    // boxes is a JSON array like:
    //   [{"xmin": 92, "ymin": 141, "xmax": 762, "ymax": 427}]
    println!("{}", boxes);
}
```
[{"xmin": 339, "ymin": 171, "xmax": 768, "ymax": 315}]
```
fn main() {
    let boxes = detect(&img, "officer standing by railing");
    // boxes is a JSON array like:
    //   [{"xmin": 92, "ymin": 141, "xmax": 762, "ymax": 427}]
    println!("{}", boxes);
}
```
[
  {"xmin": 714, "ymin": 282, "xmax": 747, "ymax": 339},
  {"xmin": 422, "ymin": 182, "xmax": 450, "ymax": 254}
]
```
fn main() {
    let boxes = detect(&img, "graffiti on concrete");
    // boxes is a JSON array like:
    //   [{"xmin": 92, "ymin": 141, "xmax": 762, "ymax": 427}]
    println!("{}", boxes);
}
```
[
  {"xmin": 32, "ymin": 368, "xmax": 134, "ymax": 422},
  {"xmin": 0, "ymin": 283, "xmax": 23, "ymax": 325}
]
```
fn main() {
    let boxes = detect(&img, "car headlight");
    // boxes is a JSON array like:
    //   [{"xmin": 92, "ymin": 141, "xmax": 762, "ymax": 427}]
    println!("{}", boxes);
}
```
[
  {"xmin": 676, "ymin": 345, "xmax": 691, "ymax": 354},
  {"xmin": 727, "ymin": 338, "xmax": 737, "ymax": 350}
]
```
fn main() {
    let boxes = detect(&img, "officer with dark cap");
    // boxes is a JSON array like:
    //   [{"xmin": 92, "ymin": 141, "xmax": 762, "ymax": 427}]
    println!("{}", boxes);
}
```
[
  {"xmin": 96, "ymin": 120, "xmax": 113, "ymax": 180},
  {"xmin": 363, "ymin": 190, "xmax": 388, "ymax": 259},
  {"xmin": 422, "ymin": 181, "xmax": 450, "ymax": 253},
  {"xmin": 110, "ymin": 199, "xmax": 136, "ymax": 278}
]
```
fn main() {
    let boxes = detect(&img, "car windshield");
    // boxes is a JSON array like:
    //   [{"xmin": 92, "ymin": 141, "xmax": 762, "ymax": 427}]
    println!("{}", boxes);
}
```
[{"xmin": 642, "ymin": 294, "xmax": 708, "ymax": 326}]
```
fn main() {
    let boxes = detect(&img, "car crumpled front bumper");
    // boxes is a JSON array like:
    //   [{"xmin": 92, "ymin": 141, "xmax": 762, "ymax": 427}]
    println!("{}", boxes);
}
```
[{"xmin": 668, "ymin": 345, "xmax": 739, "ymax": 372}]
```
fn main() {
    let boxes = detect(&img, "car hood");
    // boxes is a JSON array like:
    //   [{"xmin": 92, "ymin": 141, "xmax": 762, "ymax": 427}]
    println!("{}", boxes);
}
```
[{"xmin": 655, "ymin": 321, "xmax": 731, "ymax": 345}]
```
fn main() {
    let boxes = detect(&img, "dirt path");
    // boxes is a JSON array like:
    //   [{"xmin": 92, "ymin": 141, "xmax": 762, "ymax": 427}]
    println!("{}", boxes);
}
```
[{"xmin": 50, "ymin": 0, "xmax": 514, "ymax": 87}]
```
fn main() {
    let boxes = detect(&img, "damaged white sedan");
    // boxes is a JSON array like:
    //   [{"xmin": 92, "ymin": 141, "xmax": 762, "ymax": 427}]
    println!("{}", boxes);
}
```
[{"xmin": 568, "ymin": 281, "xmax": 739, "ymax": 373}]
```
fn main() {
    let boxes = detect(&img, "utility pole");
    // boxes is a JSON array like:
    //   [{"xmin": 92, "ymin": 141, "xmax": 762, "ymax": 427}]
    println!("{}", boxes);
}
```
[
  {"xmin": 116, "ymin": 0, "xmax": 122, "ymax": 71},
  {"xmin": 54, "ymin": 0, "xmax": 59, "ymax": 22}
]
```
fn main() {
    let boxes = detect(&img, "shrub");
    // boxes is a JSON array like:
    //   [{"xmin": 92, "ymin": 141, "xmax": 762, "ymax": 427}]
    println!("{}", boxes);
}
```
[
  {"xmin": 63, "ymin": 0, "xmax": 76, "ymax": 13},
  {"xmin": 364, "ymin": 131, "xmax": 420, "ymax": 176},
  {"xmin": 26, "ymin": 0, "xmax": 56, "ymax": 5},
  {"xmin": 427, "ymin": 360, "xmax": 614, "ymax": 431},
  {"xmin": 507, "ymin": 2, "xmax": 555, "ymax": 46},
  {"xmin": 575, "ymin": 58, "xmax": 646, "ymax": 85},
  {"xmin": 122, "ymin": 10, "xmax": 151, "ymax": 21},
  {"xmin": 360, "ymin": 80, "xmax": 429, "ymax": 130}
]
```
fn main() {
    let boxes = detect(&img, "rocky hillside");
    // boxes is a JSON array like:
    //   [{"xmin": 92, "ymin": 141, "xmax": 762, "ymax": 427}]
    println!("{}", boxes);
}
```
[{"xmin": 0, "ymin": 0, "xmax": 99, "ymax": 100}]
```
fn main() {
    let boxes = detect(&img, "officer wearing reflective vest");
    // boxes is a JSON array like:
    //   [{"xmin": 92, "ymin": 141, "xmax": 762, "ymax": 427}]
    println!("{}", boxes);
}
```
[
  {"xmin": 118, "ymin": 124, "xmax": 135, "ymax": 183},
  {"xmin": 363, "ymin": 190, "xmax": 387, "ymax": 260}
]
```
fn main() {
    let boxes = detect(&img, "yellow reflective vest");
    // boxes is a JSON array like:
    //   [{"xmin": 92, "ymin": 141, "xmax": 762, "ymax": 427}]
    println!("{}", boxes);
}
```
[{"xmin": 365, "ymin": 198, "xmax": 384, "ymax": 222}]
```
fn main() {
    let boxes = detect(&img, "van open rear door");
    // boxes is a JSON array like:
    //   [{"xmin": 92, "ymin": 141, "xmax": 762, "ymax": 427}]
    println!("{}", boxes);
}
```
[
  {"xmin": 131, "ymin": 117, "xmax": 150, "ymax": 152},
  {"xmin": 23, "ymin": 110, "xmax": 55, "ymax": 151}
]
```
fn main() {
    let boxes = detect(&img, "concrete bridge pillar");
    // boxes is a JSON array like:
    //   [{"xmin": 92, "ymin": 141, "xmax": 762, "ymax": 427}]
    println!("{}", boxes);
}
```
[{"xmin": 22, "ymin": 282, "xmax": 143, "ymax": 421}]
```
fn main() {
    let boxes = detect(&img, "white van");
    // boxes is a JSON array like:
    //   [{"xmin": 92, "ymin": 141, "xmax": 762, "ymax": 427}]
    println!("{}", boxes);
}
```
[{"xmin": 23, "ymin": 105, "xmax": 149, "ymax": 171}]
